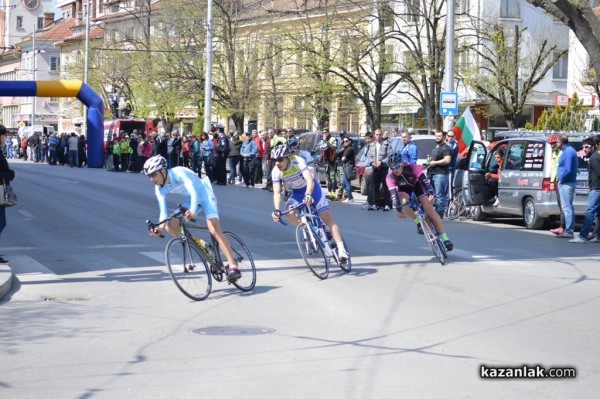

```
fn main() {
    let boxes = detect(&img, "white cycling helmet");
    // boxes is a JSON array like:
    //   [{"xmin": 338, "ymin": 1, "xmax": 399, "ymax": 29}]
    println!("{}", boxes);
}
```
[
  {"xmin": 143, "ymin": 155, "xmax": 167, "ymax": 175},
  {"xmin": 271, "ymin": 144, "xmax": 290, "ymax": 159}
]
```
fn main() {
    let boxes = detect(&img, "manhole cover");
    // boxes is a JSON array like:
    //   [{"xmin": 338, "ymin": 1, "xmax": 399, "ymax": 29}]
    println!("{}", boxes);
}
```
[{"xmin": 192, "ymin": 326, "xmax": 276, "ymax": 336}]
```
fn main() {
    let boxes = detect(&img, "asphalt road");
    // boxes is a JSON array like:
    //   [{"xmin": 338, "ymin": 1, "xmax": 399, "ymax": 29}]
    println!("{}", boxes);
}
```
[{"xmin": 0, "ymin": 160, "xmax": 598, "ymax": 398}]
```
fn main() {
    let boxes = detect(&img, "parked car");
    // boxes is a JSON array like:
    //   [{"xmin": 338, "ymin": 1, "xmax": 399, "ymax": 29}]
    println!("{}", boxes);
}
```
[
  {"xmin": 459, "ymin": 132, "xmax": 590, "ymax": 229},
  {"xmin": 354, "ymin": 134, "xmax": 437, "ymax": 195},
  {"xmin": 297, "ymin": 131, "xmax": 365, "ymax": 185}
]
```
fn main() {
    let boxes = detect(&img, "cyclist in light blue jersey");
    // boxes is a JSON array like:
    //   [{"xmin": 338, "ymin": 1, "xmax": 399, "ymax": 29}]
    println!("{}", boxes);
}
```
[
  {"xmin": 270, "ymin": 144, "xmax": 349, "ymax": 262},
  {"xmin": 143, "ymin": 155, "xmax": 241, "ymax": 282}
]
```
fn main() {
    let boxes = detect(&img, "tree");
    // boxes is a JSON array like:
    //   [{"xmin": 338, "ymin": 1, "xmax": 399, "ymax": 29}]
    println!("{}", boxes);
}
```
[
  {"xmin": 385, "ymin": 0, "xmax": 450, "ymax": 131},
  {"xmin": 459, "ymin": 23, "xmax": 567, "ymax": 129},
  {"xmin": 534, "ymin": 92, "xmax": 588, "ymax": 130},
  {"xmin": 526, "ymin": 0, "xmax": 600, "ymax": 99}
]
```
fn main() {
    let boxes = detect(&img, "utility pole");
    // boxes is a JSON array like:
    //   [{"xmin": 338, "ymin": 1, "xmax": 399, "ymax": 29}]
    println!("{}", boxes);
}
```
[
  {"xmin": 31, "ymin": 23, "xmax": 36, "ymax": 126},
  {"xmin": 203, "ymin": 0, "xmax": 214, "ymax": 133},
  {"xmin": 443, "ymin": 0, "xmax": 455, "ymax": 132},
  {"xmin": 83, "ymin": 0, "xmax": 91, "ymax": 136}
]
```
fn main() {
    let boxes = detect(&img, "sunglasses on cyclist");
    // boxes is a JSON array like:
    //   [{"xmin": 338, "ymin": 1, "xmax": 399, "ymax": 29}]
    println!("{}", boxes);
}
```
[
  {"xmin": 148, "ymin": 171, "xmax": 160, "ymax": 178},
  {"xmin": 390, "ymin": 163, "xmax": 404, "ymax": 171},
  {"xmin": 274, "ymin": 157, "xmax": 287, "ymax": 162}
]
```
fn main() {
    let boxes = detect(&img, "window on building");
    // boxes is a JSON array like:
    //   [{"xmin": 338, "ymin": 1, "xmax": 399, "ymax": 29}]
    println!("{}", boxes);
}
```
[
  {"xmin": 406, "ymin": 0, "xmax": 420, "ymax": 23},
  {"xmin": 50, "ymin": 57, "xmax": 60, "ymax": 71},
  {"xmin": 37, "ymin": 17, "xmax": 44, "ymax": 29},
  {"xmin": 382, "ymin": 4, "xmax": 394, "ymax": 29},
  {"xmin": 553, "ymin": 52, "xmax": 568, "ymax": 80},
  {"xmin": 456, "ymin": 0, "xmax": 470, "ymax": 15},
  {"xmin": 16, "ymin": 16, "xmax": 23, "ymax": 29},
  {"xmin": 500, "ymin": 0, "xmax": 520, "ymax": 19}
]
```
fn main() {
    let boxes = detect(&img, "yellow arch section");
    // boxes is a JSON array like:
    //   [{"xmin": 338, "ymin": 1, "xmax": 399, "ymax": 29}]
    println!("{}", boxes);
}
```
[{"xmin": 36, "ymin": 80, "xmax": 83, "ymax": 98}]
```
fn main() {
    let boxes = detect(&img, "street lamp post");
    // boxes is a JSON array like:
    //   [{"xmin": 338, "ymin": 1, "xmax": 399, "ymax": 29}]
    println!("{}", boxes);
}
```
[
  {"xmin": 31, "ymin": 23, "xmax": 36, "ymax": 126},
  {"xmin": 203, "ymin": 0, "xmax": 214, "ymax": 133},
  {"xmin": 82, "ymin": 0, "xmax": 91, "ymax": 137},
  {"xmin": 443, "ymin": 0, "xmax": 455, "ymax": 132}
]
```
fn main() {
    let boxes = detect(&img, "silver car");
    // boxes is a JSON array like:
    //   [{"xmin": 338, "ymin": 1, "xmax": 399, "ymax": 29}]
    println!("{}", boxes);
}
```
[{"xmin": 460, "ymin": 133, "xmax": 590, "ymax": 229}]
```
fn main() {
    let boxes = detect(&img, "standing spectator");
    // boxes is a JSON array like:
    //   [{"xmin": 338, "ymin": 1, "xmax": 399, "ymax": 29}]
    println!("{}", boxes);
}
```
[
  {"xmin": 129, "ymin": 133, "xmax": 139, "ymax": 172},
  {"xmin": 157, "ymin": 132, "xmax": 169, "ymax": 159},
  {"xmin": 5, "ymin": 134, "xmax": 13, "ymax": 159},
  {"xmin": 361, "ymin": 132, "xmax": 376, "ymax": 210},
  {"xmin": 548, "ymin": 134, "xmax": 565, "ymax": 235},
  {"xmin": 27, "ymin": 133, "xmax": 37, "ymax": 161},
  {"xmin": 367, "ymin": 128, "xmax": 391, "ymax": 210},
  {"xmin": 33, "ymin": 134, "xmax": 42, "ymax": 162},
  {"xmin": 67, "ymin": 132, "xmax": 79, "ymax": 168},
  {"xmin": 58, "ymin": 133, "xmax": 68, "ymax": 165},
  {"xmin": 427, "ymin": 130, "xmax": 451, "ymax": 218},
  {"xmin": 167, "ymin": 129, "xmax": 181, "ymax": 168},
  {"xmin": 201, "ymin": 132, "xmax": 215, "ymax": 181},
  {"xmin": 181, "ymin": 135, "xmax": 191, "ymax": 169},
  {"xmin": 112, "ymin": 136, "xmax": 121, "ymax": 172},
  {"xmin": 191, "ymin": 135, "xmax": 202, "ymax": 175},
  {"xmin": 0, "ymin": 125, "xmax": 16, "ymax": 264},
  {"xmin": 570, "ymin": 136, "xmax": 600, "ymax": 243},
  {"xmin": 77, "ymin": 134, "xmax": 87, "ymax": 167},
  {"xmin": 48, "ymin": 133, "xmax": 59, "ymax": 165},
  {"xmin": 340, "ymin": 136, "xmax": 356, "ymax": 203},
  {"xmin": 39, "ymin": 135, "xmax": 48, "ymax": 164},
  {"xmin": 240, "ymin": 132, "xmax": 258, "ymax": 187},
  {"xmin": 485, "ymin": 148, "xmax": 505, "ymax": 206},
  {"xmin": 138, "ymin": 137, "xmax": 152, "ymax": 173},
  {"xmin": 262, "ymin": 130, "xmax": 275, "ymax": 190},
  {"xmin": 398, "ymin": 130, "xmax": 418, "ymax": 164},
  {"xmin": 253, "ymin": 130, "xmax": 264, "ymax": 184},
  {"xmin": 227, "ymin": 134, "xmax": 242, "ymax": 184},
  {"xmin": 555, "ymin": 134, "xmax": 579, "ymax": 238},
  {"xmin": 119, "ymin": 135, "xmax": 131, "ymax": 172},
  {"xmin": 215, "ymin": 130, "xmax": 230, "ymax": 185},
  {"xmin": 446, "ymin": 130, "xmax": 459, "ymax": 200},
  {"xmin": 320, "ymin": 128, "xmax": 339, "ymax": 199}
]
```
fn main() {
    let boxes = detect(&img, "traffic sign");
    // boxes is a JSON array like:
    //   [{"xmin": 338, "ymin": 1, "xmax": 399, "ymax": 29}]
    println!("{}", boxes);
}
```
[{"xmin": 440, "ymin": 92, "xmax": 459, "ymax": 115}]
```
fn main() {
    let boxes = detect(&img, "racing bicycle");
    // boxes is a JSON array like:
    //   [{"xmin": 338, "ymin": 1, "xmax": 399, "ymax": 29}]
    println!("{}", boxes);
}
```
[
  {"xmin": 280, "ymin": 203, "xmax": 351, "ymax": 279},
  {"xmin": 146, "ymin": 205, "xmax": 256, "ymax": 301},
  {"xmin": 408, "ymin": 195, "xmax": 448, "ymax": 265},
  {"xmin": 446, "ymin": 190, "xmax": 474, "ymax": 221}
]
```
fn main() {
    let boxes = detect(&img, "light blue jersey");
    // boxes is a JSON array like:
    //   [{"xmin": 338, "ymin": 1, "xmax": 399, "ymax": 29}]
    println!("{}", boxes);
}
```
[{"xmin": 155, "ymin": 167, "xmax": 218, "ymax": 221}]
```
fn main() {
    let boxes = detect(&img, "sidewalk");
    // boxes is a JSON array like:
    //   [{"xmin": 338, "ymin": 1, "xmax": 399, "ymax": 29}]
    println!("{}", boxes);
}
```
[{"xmin": 0, "ymin": 264, "xmax": 13, "ymax": 301}]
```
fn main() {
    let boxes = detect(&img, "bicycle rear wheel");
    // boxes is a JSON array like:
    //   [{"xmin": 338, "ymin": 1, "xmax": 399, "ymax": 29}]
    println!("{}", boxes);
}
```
[
  {"xmin": 296, "ymin": 223, "xmax": 329, "ymax": 279},
  {"xmin": 334, "ymin": 240, "xmax": 352, "ymax": 272},
  {"xmin": 221, "ymin": 231, "xmax": 257, "ymax": 292},
  {"xmin": 165, "ymin": 237, "xmax": 212, "ymax": 301},
  {"xmin": 421, "ymin": 217, "xmax": 446, "ymax": 265}
]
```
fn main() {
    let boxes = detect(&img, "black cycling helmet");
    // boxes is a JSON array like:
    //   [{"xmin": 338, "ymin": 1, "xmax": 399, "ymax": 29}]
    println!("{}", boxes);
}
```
[
  {"xmin": 286, "ymin": 137, "xmax": 299, "ymax": 150},
  {"xmin": 388, "ymin": 151, "xmax": 404, "ymax": 167}
]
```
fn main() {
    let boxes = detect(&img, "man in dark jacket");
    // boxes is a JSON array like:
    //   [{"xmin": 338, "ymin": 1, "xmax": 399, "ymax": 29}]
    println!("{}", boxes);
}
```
[
  {"xmin": 215, "ymin": 130, "xmax": 230, "ymax": 185},
  {"xmin": 570, "ymin": 135, "xmax": 600, "ymax": 243}
]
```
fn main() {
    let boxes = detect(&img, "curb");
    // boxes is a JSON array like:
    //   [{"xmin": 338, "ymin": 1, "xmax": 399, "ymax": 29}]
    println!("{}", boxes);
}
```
[{"xmin": 0, "ymin": 265, "xmax": 14, "ymax": 301}]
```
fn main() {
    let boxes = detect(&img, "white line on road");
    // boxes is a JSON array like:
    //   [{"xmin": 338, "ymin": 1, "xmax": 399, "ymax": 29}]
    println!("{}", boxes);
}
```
[
  {"xmin": 17, "ymin": 210, "xmax": 36, "ymax": 220},
  {"xmin": 57, "ymin": 178, "xmax": 79, "ymax": 184},
  {"xmin": 85, "ymin": 244, "xmax": 149, "ymax": 249}
]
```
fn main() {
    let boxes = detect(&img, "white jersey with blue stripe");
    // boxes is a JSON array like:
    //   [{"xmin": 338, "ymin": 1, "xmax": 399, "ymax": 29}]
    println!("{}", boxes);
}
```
[{"xmin": 155, "ymin": 166, "xmax": 218, "ymax": 221}]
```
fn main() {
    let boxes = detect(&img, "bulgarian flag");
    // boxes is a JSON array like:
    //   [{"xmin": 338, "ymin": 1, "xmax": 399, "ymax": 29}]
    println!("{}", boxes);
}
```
[{"xmin": 452, "ymin": 106, "xmax": 481, "ymax": 154}]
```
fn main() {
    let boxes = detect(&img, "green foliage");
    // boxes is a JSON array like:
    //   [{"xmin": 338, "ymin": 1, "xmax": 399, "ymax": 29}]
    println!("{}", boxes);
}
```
[
  {"xmin": 534, "ymin": 93, "xmax": 587, "ymax": 131},
  {"xmin": 524, "ymin": 121, "xmax": 533, "ymax": 130}
]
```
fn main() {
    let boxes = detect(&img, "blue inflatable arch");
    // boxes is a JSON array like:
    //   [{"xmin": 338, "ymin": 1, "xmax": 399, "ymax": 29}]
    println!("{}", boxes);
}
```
[{"xmin": 0, "ymin": 80, "xmax": 104, "ymax": 168}]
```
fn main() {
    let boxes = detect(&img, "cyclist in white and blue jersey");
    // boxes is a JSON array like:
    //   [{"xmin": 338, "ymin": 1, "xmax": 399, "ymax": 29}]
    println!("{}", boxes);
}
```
[
  {"xmin": 143, "ymin": 155, "xmax": 241, "ymax": 282},
  {"xmin": 270, "ymin": 144, "xmax": 349, "ymax": 262},
  {"xmin": 286, "ymin": 137, "xmax": 315, "ymax": 177}
]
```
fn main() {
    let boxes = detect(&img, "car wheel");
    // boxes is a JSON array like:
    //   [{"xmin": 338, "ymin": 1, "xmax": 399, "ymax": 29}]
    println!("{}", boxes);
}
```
[
  {"xmin": 360, "ymin": 176, "xmax": 367, "ymax": 195},
  {"xmin": 523, "ymin": 197, "xmax": 545, "ymax": 229},
  {"xmin": 471, "ymin": 205, "xmax": 487, "ymax": 221}
]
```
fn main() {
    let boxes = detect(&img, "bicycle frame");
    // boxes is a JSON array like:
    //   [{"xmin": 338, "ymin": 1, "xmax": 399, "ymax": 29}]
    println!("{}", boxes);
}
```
[
  {"xmin": 280, "ymin": 203, "xmax": 331, "ymax": 256},
  {"xmin": 408, "ymin": 195, "xmax": 447, "ymax": 265}
]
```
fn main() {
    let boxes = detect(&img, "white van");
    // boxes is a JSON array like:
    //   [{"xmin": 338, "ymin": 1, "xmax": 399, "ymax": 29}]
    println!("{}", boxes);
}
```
[{"xmin": 18, "ymin": 125, "xmax": 56, "ymax": 138}]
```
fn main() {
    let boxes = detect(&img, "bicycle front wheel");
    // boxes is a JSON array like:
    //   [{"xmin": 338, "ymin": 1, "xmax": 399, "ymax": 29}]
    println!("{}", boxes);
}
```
[
  {"xmin": 446, "ymin": 192, "xmax": 464, "ymax": 221},
  {"xmin": 165, "ymin": 237, "xmax": 212, "ymax": 301},
  {"xmin": 223, "ymin": 231, "xmax": 256, "ymax": 292},
  {"xmin": 296, "ymin": 223, "xmax": 329, "ymax": 280},
  {"xmin": 420, "ymin": 217, "xmax": 446, "ymax": 265}
]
